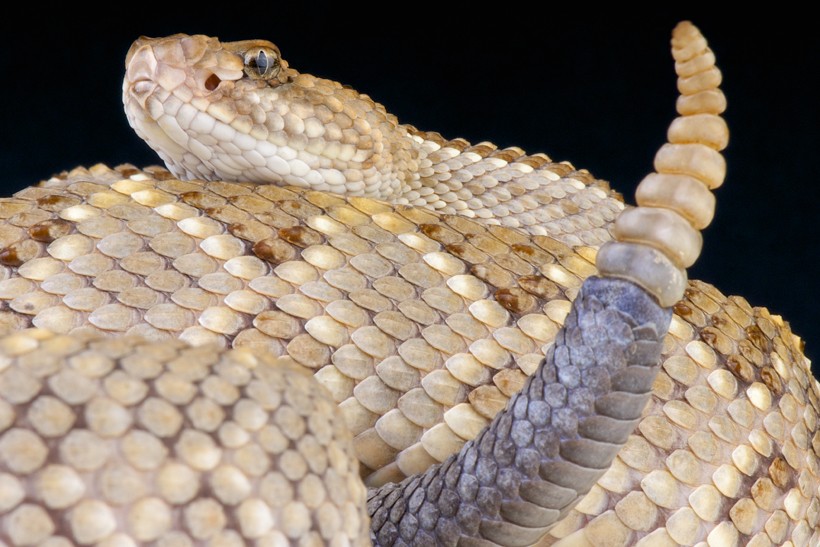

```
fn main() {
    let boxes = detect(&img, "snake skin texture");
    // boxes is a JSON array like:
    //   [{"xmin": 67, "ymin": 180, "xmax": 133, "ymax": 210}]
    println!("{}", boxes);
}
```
[
  {"xmin": 0, "ymin": 331, "xmax": 369, "ymax": 545},
  {"xmin": 123, "ymin": 33, "xmax": 623, "ymax": 246},
  {"xmin": 0, "ymin": 21, "xmax": 817, "ymax": 547},
  {"xmin": 368, "ymin": 278, "xmax": 672, "ymax": 545}
]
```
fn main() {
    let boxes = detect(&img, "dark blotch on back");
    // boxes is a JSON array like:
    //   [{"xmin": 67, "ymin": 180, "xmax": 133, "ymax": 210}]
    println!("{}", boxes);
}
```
[
  {"xmin": 29, "ymin": 219, "xmax": 73, "ymax": 243},
  {"xmin": 36, "ymin": 194, "xmax": 81, "ymax": 212},
  {"xmin": 253, "ymin": 237, "xmax": 296, "ymax": 264},
  {"xmin": 495, "ymin": 288, "xmax": 537, "ymax": 315},
  {"xmin": 278, "ymin": 226, "xmax": 324, "ymax": 248}
]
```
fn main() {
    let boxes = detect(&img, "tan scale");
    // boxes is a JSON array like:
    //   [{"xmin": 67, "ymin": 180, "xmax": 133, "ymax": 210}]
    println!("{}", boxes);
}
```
[
  {"xmin": 0, "ymin": 20, "xmax": 817, "ymax": 547},
  {"xmin": 0, "ymin": 332, "xmax": 369, "ymax": 545}
]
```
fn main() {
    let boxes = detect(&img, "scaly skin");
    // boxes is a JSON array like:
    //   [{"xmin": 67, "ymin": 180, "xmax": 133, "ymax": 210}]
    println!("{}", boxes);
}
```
[
  {"xmin": 0, "ymin": 21, "xmax": 816, "ymax": 547},
  {"xmin": 123, "ymin": 33, "xmax": 623, "ymax": 247}
]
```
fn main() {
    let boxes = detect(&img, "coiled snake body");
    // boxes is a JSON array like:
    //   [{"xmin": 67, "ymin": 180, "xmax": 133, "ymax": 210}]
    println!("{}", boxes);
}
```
[{"xmin": 0, "ymin": 22, "xmax": 817, "ymax": 546}]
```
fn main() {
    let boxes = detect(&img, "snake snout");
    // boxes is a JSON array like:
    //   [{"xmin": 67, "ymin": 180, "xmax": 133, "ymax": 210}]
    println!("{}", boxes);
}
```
[{"xmin": 125, "ymin": 44, "xmax": 158, "ymax": 102}]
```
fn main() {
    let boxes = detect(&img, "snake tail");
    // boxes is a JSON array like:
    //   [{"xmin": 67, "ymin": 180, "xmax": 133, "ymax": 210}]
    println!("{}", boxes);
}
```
[
  {"xmin": 367, "ymin": 279, "xmax": 671, "ymax": 545},
  {"xmin": 367, "ymin": 21, "xmax": 724, "ymax": 545}
]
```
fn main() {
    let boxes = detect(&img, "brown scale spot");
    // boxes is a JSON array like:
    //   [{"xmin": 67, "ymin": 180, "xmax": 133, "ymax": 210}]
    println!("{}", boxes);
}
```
[
  {"xmin": 699, "ymin": 326, "xmax": 735, "ymax": 356},
  {"xmin": 253, "ymin": 238, "xmax": 296, "ymax": 264},
  {"xmin": 494, "ymin": 287, "xmax": 537, "ymax": 315},
  {"xmin": 443, "ymin": 138, "xmax": 470, "ymax": 152},
  {"xmin": 180, "ymin": 191, "xmax": 227, "ymax": 210},
  {"xmin": 725, "ymin": 354, "xmax": 756, "ymax": 384},
  {"xmin": 444, "ymin": 243, "xmax": 487, "ymax": 265},
  {"xmin": 550, "ymin": 161, "xmax": 575, "ymax": 177},
  {"xmin": 674, "ymin": 301, "xmax": 694, "ymax": 319},
  {"xmin": 505, "ymin": 175, "xmax": 526, "ymax": 193},
  {"xmin": 117, "ymin": 167, "xmax": 141, "ymax": 177},
  {"xmin": 418, "ymin": 130, "xmax": 447, "ymax": 146},
  {"xmin": 760, "ymin": 367, "xmax": 784, "ymax": 396},
  {"xmin": 357, "ymin": 136, "xmax": 373, "ymax": 152},
  {"xmin": 142, "ymin": 167, "xmax": 176, "ymax": 180},
  {"xmin": 36, "ymin": 194, "xmax": 81, "ymax": 212},
  {"xmin": 745, "ymin": 325, "xmax": 770, "ymax": 351},
  {"xmin": 8, "ymin": 211, "xmax": 50, "ymax": 229},
  {"xmin": 490, "ymin": 148, "xmax": 524, "ymax": 162},
  {"xmin": 0, "ymin": 240, "xmax": 41, "ymax": 267},
  {"xmin": 465, "ymin": 233, "xmax": 511, "ymax": 256},
  {"xmin": 470, "ymin": 263, "xmax": 514, "ymax": 290},
  {"xmin": 419, "ymin": 223, "xmax": 464, "ymax": 246},
  {"xmin": 277, "ymin": 200, "xmax": 322, "ymax": 220},
  {"xmin": 517, "ymin": 275, "xmax": 561, "ymax": 301},
  {"xmin": 278, "ymin": 226, "xmax": 324, "ymax": 248},
  {"xmin": 203, "ymin": 207, "xmax": 224, "ymax": 219},
  {"xmin": 468, "ymin": 385, "xmax": 507, "ymax": 419},
  {"xmin": 493, "ymin": 369, "xmax": 527, "ymax": 397},
  {"xmin": 768, "ymin": 456, "xmax": 794, "ymax": 489},
  {"xmin": 517, "ymin": 155, "xmax": 552, "ymax": 169},
  {"xmin": 204, "ymin": 205, "xmax": 248, "ymax": 227},
  {"xmin": 567, "ymin": 169, "xmax": 598, "ymax": 186},
  {"xmin": 700, "ymin": 329, "xmax": 717, "ymax": 345},
  {"xmin": 711, "ymin": 313, "xmax": 728, "ymax": 328},
  {"xmin": 530, "ymin": 186, "xmax": 551, "ymax": 205},
  {"xmin": 0, "ymin": 246, "xmax": 22, "ymax": 266},
  {"xmin": 591, "ymin": 177, "xmax": 615, "ymax": 193},
  {"xmin": 28, "ymin": 219, "xmax": 73, "ymax": 242},
  {"xmin": 511, "ymin": 244, "xmax": 555, "ymax": 267},
  {"xmin": 227, "ymin": 223, "xmax": 256, "ymax": 242},
  {"xmin": 466, "ymin": 142, "xmax": 497, "ymax": 157},
  {"xmin": 227, "ymin": 194, "xmax": 267, "ymax": 214},
  {"xmin": 560, "ymin": 200, "xmax": 580, "ymax": 215},
  {"xmin": 738, "ymin": 339, "xmax": 765, "ymax": 367},
  {"xmin": 606, "ymin": 187, "xmax": 623, "ymax": 202},
  {"xmin": 531, "ymin": 236, "xmax": 572, "ymax": 259},
  {"xmin": 771, "ymin": 337, "xmax": 789, "ymax": 363}
]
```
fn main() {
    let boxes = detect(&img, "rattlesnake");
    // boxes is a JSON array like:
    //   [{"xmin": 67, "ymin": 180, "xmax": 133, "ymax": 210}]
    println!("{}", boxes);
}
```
[{"xmin": 0, "ymin": 21, "xmax": 817, "ymax": 546}]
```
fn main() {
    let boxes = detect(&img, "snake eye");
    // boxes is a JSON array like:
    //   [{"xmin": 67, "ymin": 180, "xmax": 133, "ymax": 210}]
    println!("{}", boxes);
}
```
[{"xmin": 243, "ymin": 47, "xmax": 280, "ymax": 80}]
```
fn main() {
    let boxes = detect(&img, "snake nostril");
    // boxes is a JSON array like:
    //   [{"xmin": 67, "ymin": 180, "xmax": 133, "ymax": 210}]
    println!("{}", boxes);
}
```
[{"xmin": 204, "ymin": 73, "xmax": 221, "ymax": 91}]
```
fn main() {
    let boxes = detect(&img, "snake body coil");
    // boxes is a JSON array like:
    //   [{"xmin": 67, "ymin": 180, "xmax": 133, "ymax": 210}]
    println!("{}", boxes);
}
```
[{"xmin": 0, "ymin": 21, "xmax": 816, "ymax": 547}]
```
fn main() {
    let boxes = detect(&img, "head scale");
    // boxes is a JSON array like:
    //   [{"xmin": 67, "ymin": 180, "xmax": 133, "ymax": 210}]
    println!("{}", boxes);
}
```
[{"xmin": 122, "ymin": 34, "xmax": 415, "ymax": 198}]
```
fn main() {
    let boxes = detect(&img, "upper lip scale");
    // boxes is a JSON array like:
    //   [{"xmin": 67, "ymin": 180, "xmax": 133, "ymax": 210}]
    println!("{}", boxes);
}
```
[{"xmin": 128, "ymin": 80, "xmax": 155, "ymax": 102}]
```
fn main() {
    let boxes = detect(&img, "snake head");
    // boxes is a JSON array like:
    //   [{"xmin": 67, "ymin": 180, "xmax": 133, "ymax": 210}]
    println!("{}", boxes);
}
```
[
  {"xmin": 121, "ymin": 34, "xmax": 416, "ymax": 195},
  {"xmin": 124, "ymin": 35, "xmax": 291, "ymax": 106}
]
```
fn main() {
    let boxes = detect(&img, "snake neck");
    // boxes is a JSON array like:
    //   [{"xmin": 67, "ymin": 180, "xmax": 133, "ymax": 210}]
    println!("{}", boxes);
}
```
[{"xmin": 123, "ymin": 35, "xmax": 624, "ymax": 244}]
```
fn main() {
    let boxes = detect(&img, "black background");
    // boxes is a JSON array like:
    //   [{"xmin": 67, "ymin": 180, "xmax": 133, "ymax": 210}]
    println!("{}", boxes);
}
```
[{"xmin": 0, "ymin": 9, "xmax": 817, "ymax": 377}]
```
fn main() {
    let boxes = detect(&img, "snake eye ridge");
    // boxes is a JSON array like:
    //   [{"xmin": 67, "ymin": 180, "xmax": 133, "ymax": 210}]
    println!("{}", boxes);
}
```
[{"xmin": 243, "ymin": 47, "xmax": 280, "ymax": 80}]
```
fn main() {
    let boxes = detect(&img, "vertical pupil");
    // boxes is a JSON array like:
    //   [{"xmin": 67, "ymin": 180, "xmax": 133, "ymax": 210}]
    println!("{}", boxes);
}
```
[{"xmin": 256, "ymin": 51, "xmax": 269, "ymax": 74}]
